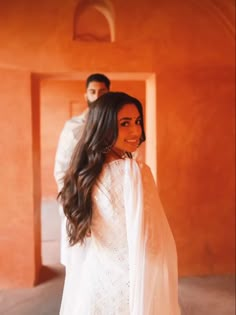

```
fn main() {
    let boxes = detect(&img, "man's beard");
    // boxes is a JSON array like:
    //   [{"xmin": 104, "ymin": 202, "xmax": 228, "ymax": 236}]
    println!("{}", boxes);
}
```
[{"xmin": 87, "ymin": 99, "xmax": 93, "ymax": 107}]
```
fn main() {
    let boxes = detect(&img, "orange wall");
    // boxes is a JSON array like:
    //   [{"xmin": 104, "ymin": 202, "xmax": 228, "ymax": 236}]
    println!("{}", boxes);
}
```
[
  {"xmin": 0, "ymin": 69, "xmax": 41, "ymax": 287},
  {"xmin": 156, "ymin": 65, "xmax": 235, "ymax": 275},
  {"xmin": 0, "ymin": 0, "xmax": 234, "ymax": 286}
]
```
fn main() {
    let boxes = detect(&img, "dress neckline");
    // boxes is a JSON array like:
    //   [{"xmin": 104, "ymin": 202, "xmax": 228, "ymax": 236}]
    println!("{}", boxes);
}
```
[{"xmin": 103, "ymin": 158, "xmax": 127, "ymax": 168}]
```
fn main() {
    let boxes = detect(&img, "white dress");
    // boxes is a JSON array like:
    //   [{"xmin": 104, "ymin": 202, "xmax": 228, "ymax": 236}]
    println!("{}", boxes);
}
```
[{"xmin": 59, "ymin": 159, "xmax": 181, "ymax": 315}]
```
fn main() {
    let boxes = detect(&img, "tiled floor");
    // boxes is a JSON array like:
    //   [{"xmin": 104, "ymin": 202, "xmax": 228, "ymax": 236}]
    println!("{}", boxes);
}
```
[{"xmin": 0, "ymin": 199, "xmax": 235, "ymax": 315}]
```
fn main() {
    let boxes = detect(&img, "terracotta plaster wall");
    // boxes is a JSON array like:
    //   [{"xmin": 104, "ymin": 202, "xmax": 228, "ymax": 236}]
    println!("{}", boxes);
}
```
[
  {"xmin": 0, "ymin": 68, "xmax": 41, "ymax": 287},
  {"xmin": 0, "ymin": 0, "xmax": 234, "ymax": 72},
  {"xmin": 156, "ymin": 65, "xmax": 235, "ymax": 275}
]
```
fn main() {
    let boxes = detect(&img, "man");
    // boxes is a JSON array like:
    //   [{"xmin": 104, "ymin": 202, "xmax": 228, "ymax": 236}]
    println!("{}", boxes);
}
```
[{"xmin": 54, "ymin": 73, "xmax": 110, "ymax": 265}]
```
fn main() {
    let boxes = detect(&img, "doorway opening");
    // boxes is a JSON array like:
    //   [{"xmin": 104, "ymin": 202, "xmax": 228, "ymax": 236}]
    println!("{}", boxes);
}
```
[{"xmin": 36, "ymin": 71, "xmax": 156, "ymax": 266}]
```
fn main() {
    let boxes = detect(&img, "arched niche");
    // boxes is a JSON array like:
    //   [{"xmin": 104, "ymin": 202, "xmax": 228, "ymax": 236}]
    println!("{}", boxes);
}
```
[{"xmin": 73, "ymin": 0, "xmax": 115, "ymax": 42}]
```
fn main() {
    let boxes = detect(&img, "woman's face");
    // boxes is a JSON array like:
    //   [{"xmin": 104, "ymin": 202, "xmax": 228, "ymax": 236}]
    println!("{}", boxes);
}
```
[{"xmin": 113, "ymin": 103, "xmax": 142, "ymax": 153}]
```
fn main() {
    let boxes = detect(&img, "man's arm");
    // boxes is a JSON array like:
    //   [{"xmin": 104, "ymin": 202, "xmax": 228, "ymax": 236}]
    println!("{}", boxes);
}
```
[{"xmin": 54, "ymin": 120, "xmax": 79, "ymax": 192}]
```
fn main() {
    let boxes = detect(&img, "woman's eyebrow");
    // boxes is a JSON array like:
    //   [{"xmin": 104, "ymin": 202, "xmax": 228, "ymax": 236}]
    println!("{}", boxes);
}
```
[
  {"xmin": 119, "ymin": 117, "xmax": 132, "ymax": 121},
  {"xmin": 119, "ymin": 115, "xmax": 141, "ymax": 121}
]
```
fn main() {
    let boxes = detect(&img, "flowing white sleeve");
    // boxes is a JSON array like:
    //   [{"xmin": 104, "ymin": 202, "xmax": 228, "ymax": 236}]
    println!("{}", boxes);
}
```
[
  {"xmin": 124, "ymin": 159, "xmax": 181, "ymax": 315},
  {"xmin": 59, "ymin": 238, "xmax": 92, "ymax": 315}
]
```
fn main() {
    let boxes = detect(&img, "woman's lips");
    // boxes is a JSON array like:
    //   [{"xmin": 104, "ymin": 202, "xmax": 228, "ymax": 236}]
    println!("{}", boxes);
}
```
[{"xmin": 125, "ymin": 139, "xmax": 139, "ymax": 145}]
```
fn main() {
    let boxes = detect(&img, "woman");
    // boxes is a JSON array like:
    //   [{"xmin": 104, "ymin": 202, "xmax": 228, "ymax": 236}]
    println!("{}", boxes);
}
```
[{"xmin": 59, "ymin": 92, "xmax": 181, "ymax": 315}]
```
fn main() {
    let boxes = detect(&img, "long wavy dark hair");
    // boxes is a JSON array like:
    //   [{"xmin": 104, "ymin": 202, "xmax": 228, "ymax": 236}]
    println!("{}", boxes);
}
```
[{"xmin": 58, "ymin": 92, "xmax": 146, "ymax": 245}]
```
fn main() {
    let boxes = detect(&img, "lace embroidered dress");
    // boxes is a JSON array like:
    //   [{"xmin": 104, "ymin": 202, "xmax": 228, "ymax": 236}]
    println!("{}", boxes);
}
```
[{"xmin": 59, "ymin": 159, "xmax": 181, "ymax": 315}]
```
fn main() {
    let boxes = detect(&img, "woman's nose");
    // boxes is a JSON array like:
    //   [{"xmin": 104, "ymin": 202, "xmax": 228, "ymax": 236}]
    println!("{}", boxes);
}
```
[{"xmin": 130, "ymin": 124, "xmax": 141, "ymax": 136}]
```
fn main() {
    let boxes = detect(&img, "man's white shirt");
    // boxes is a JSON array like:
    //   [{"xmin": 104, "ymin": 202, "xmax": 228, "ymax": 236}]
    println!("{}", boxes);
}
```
[{"xmin": 54, "ymin": 110, "xmax": 88, "ymax": 265}]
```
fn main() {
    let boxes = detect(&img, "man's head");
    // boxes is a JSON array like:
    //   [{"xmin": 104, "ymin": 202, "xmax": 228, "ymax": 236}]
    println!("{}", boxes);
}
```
[{"xmin": 85, "ymin": 73, "xmax": 110, "ymax": 106}]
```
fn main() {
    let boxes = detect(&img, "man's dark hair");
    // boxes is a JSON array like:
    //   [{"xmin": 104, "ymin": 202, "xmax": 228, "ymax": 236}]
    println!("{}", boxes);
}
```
[{"xmin": 86, "ymin": 73, "xmax": 110, "ymax": 90}]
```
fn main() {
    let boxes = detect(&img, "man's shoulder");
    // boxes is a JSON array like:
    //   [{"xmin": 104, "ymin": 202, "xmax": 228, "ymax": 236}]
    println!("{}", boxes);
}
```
[{"xmin": 63, "ymin": 111, "xmax": 88, "ymax": 131}]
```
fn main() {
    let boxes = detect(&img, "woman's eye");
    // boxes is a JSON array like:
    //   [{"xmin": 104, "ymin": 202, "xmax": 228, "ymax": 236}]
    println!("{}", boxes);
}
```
[
  {"xmin": 136, "ymin": 119, "xmax": 141, "ymax": 125},
  {"xmin": 121, "ymin": 121, "xmax": 129, "ymax": 127}
]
